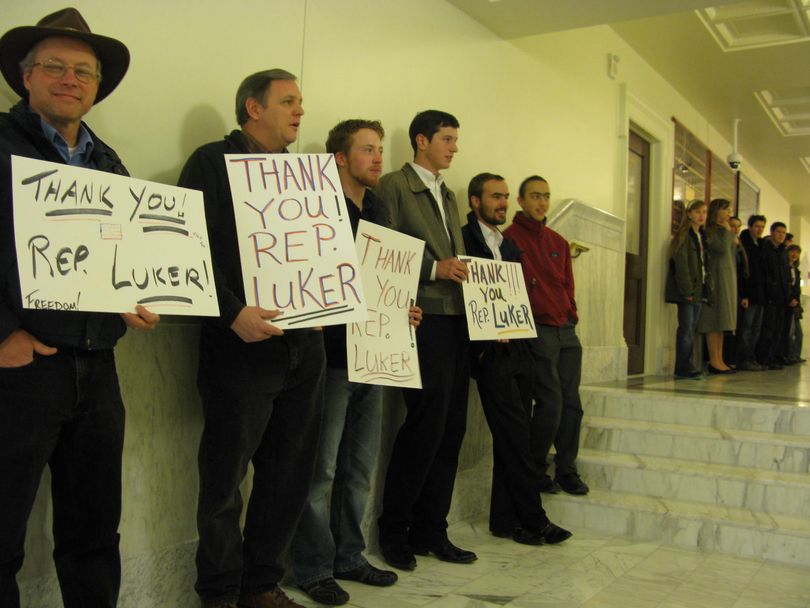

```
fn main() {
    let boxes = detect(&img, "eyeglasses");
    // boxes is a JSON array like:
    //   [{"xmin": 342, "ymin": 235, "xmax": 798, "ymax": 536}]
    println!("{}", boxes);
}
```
[{"xmin": 29, "ymin": 59, "xmax": 100, "ymax": 85}]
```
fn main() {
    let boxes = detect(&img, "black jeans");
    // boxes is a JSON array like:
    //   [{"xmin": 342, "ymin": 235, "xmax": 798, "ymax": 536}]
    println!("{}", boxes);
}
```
[
  {"xmin": 378, "ymin": 314, "xmax": 470, "ymax": 547},
  {"xmin": 757, "ymin": 304, "xmax": 788, "ymax": 365},
  {"xmin": 195, "ymin": 329, "xmax": 325, "ymax": 605},
  {"xmin": 0, "ymin": 349, "xmax": 125, "ymax": 608},
  {"xmin": 527, "ymin": 324, "xmax": 584, "ymax": 478},
  {"xmin": 476, "ymin": 341, "xmax": 549, "ymax": 535}
]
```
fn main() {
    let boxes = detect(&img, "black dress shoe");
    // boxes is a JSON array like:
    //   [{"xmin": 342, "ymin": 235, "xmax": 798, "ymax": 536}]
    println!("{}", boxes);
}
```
[
  {"xmin": 411, "ymin": 539, "xmax": 477, "ymax": 563},
  {"xmin": 510, "ymin": 527, "xmax": 545, "ymax": 545},
  {"xmin": 555, "ymin": 472, "xmax": 589, "ymax": 495},
  {"xmin": 538, "ymin": 522, "xmax": 573, "ymax": 544},
  {"xmin": 380, "ymin": 543, "xmax": 416, "ymax": 570},
  {"xmin": 707, "ymin": 364, "xmax": 735, "ymax": 375},
  {"xmin": 538, "ymin": 476, "xmax": 562, "ymax": 494},
  {"xmin": 335, "ymin": 562, "xmax": 397, "ymax": 587}
]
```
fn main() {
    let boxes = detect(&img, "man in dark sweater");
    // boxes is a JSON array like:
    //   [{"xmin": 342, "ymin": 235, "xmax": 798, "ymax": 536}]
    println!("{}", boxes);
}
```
[
  {"xmin": 178, "ymin": 69, "xmax": 322, "ymax": 608},
  {"xmin": 737, "ymin": 215, "xmax": 767, "ymax": 371},
  {"xmin": 461, "ymin": 173, "xmax": 571, "ymax": 546},
  {"xmin": 290, "ymin": 120, "xmax": 420, "ymax": 606}
]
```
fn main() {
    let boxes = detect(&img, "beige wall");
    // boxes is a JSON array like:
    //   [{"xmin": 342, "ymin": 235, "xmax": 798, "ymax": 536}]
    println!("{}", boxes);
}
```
[{"xmin": 4, "ymin": 0, "xmax": 802, "ymax": 595}]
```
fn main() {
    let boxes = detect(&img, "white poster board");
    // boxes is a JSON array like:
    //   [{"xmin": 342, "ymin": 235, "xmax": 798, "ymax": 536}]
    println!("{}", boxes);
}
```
[
  {"xmin": 460, "ymin": 256, "xmax": 537, "ymax": 341},
  {"xmin": 348, "ymin": 220, "xmax": 423, "ymax": 388},
  {"xmin": 11, "ymin": 155, "xmax": 218, "ymax": 315},
  {"xmin": 225, "ymin": 153, "xmax": 366, "ymax": 329}
]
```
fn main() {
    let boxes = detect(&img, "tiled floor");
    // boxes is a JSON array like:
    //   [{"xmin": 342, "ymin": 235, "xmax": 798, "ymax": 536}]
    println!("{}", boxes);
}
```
[{"xmin": 291, "ymin": 519, "xmax": 810, "ymax": 608}]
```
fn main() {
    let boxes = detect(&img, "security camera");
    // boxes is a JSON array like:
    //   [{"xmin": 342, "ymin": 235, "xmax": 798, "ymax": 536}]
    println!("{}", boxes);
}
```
[{"xmin": 727, "ymin": 152, "xmax": 742, "ymax": 170}]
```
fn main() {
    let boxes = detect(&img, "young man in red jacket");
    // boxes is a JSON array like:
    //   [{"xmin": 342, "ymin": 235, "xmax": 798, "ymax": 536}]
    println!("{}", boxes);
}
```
[{"xmin": 503, "ymin": 176, "xmax": 589, "ymax": 496}]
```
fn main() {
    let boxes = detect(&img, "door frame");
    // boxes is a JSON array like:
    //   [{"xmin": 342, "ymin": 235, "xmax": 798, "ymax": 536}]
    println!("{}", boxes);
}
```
[{"xmin": 616, "ymin": 85, "xmax": 675, "ymax": 375}]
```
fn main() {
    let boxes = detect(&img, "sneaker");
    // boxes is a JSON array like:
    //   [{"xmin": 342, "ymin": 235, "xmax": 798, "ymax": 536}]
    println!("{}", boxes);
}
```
[
  {"xmin": 239, "ymin": 587, "xmax": 304, "ymax": 608},
  {"xmin": 298, "ymin": 578, "xmax": 349, "ymax": 606},
  {"xmin": 555, "ymin": 472, "xmax": 589, "ymax": 495},
  {"xmin": 335, "ymin": 562, "xmax": 397, "ymax": 586}
]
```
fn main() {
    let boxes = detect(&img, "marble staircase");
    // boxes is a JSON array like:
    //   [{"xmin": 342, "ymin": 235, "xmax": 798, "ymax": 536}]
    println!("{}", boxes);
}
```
[{"xmin": 542, "ymin": 385, "xmax": 810, "ymax": 567}]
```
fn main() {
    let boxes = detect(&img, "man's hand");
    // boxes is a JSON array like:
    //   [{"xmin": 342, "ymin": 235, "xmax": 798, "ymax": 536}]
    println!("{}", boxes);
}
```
[
  {"xmin": 436, "ymin": 257, "xmax": 468, "ymax": 284},
  {"xmin": 231, "ymin": 306, "xmax": 284, "ymax": 342},
  {"xmin": 408, "ymin": 305, "xmax": 423, "ymax": 328},
  {"xmin": 0, "ymin": 329, "xmax": 57, "ymax": 368},
  {"xmin": 790, "ymin": 298, "xmax": 799, "ymax": 308},
  {"xmin": 741, "ymin": 298, "xmax": 749, "ymax": 310},
  {"xmin": 121, "ymin": 305, "xmax": 161, "ymax": 331}
]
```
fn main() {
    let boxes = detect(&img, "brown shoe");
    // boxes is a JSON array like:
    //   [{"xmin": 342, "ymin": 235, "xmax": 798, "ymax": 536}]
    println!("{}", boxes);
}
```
[{"xmin": 239, "ymin": 587, "xmax": 304, "ymax": 608}]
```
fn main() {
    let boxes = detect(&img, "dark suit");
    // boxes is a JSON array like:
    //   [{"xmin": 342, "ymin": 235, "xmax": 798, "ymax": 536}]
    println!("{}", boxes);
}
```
[
  {"xmin": 461, "ymin": 213, "xmax": 549, "ymax": 534},
  {"xmin": 374, "ymin": 163, "xmax": 469, "ymax": 548}
]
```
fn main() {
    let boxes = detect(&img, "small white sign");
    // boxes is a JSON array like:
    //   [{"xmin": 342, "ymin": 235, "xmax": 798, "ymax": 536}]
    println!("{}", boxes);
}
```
[
  {"xmin": 460, "ymin": 256, "xmax": 537, "ymax": 341},
  {"xmin": 12, "ymin": 155, "xmax": 218, "ymax": 315},
  {"xmin": 348, "ymin": 220, "xmax": 423, "ymax": 388},
  {"xmin": 225, "ymin": 153, "xmax": 366, "ymax": 329}
]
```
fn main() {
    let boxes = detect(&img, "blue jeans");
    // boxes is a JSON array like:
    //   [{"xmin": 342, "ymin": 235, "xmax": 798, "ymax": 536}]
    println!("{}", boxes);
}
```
[
  {"xmin": 195, "ymin": 329, "xmax": 325, "ymax": 605},
  {"xmin": 675, "ymin": 302, "xmax": 702, "ymax": 375},
  {"xmin": 789, "ymin": 315, "xmax": 803, "ymax": 359},
  {"xmin": 291, "ymin": 368, "xmax": 382, "ymax": 586},
  {"xmin": 0, "ymin": 349, "xmax": 125, "ymax": 608},
  {"xmin": 737, "ymin": 304, "xmax": 764, "ymax": 364}
]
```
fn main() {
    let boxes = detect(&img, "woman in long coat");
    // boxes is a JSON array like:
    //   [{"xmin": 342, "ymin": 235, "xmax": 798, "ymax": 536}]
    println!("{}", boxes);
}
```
[{"xmin": 698, "ymin": 198, "xmax": 737, "ymax": 373}]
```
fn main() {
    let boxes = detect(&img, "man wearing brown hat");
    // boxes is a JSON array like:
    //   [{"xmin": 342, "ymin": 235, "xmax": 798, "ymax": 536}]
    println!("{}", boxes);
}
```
[{"xmin": 0, "ymin": 8, "xmax": 158, "ymax": 608}]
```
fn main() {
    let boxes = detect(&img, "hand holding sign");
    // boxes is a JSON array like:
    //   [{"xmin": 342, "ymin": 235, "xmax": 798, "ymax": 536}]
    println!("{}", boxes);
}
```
[{"xmin": 230, "ymin": 306, "xmax": 285, "ymax": 342}]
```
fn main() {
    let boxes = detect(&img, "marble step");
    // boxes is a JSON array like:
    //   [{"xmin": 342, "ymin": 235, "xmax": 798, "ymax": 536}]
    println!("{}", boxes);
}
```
[
  {"xmin": 581, "ymin": 386, "xmax": 810, "ymax": 436},
  {"xmin": 542, "ymin": 488, "xmax": 810, "ymax": 568},
  {"xmin": 576, "ymin": 448, "xmax": 810, "ymax": 519},
  {"xmin": 581, "ymin": 415, "xmax": 810, "ymax": 474}
]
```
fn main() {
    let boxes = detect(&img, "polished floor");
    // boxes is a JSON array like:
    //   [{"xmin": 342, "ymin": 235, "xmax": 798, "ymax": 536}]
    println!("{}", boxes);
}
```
[{"xmin": 288, "ymin": 519, "xmax": 810, "ymax": 608}]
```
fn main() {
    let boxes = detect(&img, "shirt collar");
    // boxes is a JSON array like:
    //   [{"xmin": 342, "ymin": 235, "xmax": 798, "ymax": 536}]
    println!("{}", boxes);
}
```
[
  {"xmin": 39, "ymin": 116, "xmax": 94, "ymax": 166},
  {"xmin": 408, "ymin": 161, "xmax": 444, "ymax": 190}
]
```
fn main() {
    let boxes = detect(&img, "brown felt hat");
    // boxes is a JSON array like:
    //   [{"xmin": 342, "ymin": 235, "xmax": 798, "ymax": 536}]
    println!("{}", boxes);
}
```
[{"xmin": 0, "ymin": 7, "xmax": 129, "ymax": 104}]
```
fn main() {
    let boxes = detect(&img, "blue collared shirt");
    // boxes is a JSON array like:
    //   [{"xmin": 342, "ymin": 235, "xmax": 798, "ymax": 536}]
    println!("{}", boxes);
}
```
[{"xmin": 39, "ymin": 116, "xmax": 95, "ymax": 168}]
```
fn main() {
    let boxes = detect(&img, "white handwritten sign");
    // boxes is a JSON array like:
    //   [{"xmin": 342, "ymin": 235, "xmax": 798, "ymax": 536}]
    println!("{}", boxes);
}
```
[
  {"xmin": 348, "ymin": 220, "xmax": 423, "ymax": 388},
  {"xmin": 225, "ymin": 153, "xmax": 366, "ymax": 329},
  {"xmin": 460, "ymin": 256, "xmax": 536, "ymax": 341},
  {"xmin": 12, "ymin": 156, "xmax": 218, "ymax": 315}
]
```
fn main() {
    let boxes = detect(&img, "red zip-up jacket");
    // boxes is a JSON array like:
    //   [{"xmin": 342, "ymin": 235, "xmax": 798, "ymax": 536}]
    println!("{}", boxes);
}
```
[{"xmin": 503, "ymin": 211, "xmax": 577, "ymax": 327}]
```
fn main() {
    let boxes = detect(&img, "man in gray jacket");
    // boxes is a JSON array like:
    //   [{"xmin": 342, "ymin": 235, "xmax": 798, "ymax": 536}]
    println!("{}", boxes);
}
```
[{"xmin": 374, "ymin": 110, "xmax": 474, "ymax": 570}]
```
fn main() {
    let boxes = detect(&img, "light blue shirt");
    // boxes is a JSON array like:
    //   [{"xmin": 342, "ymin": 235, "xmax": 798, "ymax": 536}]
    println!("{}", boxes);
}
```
[{"xmin": 39, "ymin": 117, "xmax": 95, "ymax": 168}]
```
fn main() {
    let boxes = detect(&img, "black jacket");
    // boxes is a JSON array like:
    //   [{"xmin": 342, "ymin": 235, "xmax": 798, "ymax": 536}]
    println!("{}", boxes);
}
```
[
  {"xmin": 322, "ymin": 189, "xmax": 390, "ymax": 369},
  {"xmin": 0, "ymin": 101, "xmax": 127, "ymax": 349},
  {"xmin": 761, "ymin": 236, "xmax": 791, "ymax": 305},
  {"xmin": 461, "ymin": 211, "xmax": 524, "ymax": 377},
  {"xmin": 739, "ymin": 229, "xmax": 767, "ymax": 305}
]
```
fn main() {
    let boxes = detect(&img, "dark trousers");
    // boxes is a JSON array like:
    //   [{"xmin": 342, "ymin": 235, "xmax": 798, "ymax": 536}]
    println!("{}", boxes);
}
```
[
  {"xmin": 476, "ymin": 341, "xmax": 549, "ymax": 535},
  {"xmin": 378, "ymin": 314, "xmax": 469, "ymax": 546},
  {"xmin": 195, "ymin": 329, "xmax": 325, "ymax": 605},
  {"xmin": 527, "ymin": 324, "xmax": 584, "ymax": 478},
  {"xmin": 757, "ymin": 304, "xmax": 788, "ymax": 365},
  {"xmin": 0, "ymin": 349, "xmax": 125, "ymax": 608},
  {"xmin": 737, "ymin": 304, "xmax": 764, "ymax": 364}
]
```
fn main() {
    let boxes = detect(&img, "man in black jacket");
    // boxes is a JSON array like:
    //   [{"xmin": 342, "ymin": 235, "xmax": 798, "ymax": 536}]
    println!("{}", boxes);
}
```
[
  {"xmin": 737, "ymin": 215, "xmax": 767, "ymax": 371},
  {"xmin": 178, "ymin": 69, "xmax": 322, "ymax": 608},
  {"xmin": 461, "ymin": 173, "xmax": 571, "ymax": 546},
  {"xmin": 756, "ymin": 221, "xmax": 791, "ymax": 369},
  {"xmin": 0, "ymin": 9, "xmax": 158, "ymax": 608}
]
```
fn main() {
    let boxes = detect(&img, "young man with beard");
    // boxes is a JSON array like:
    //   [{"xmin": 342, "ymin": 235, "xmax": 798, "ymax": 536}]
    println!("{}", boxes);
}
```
[
  {"xmin": 461, "ymin": 173, "xmax": 572, "ymax": 546},
  {"xmin": 503, "ymin": 176, "xmax": 589, "ymax": 497},
  {"xmin": 0, "ymin": 9, "xmax": 159, "ymax": 607},
  {"xmin": 178, "ymin": 69, "xmax": 322, "ymax": 608},
  {"xmin": 290, "ymin": 120, "xmax": 421, "ymax": 606},
  {"xmin": 374, "ymin": 110, "xmax": 475, "ymax": 570}
]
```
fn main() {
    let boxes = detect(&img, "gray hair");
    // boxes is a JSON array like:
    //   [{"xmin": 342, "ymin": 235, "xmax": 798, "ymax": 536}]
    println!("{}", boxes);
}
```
[{"xmin": 235, "ymin": 68, "xmax": 297, "ymax": 126}]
